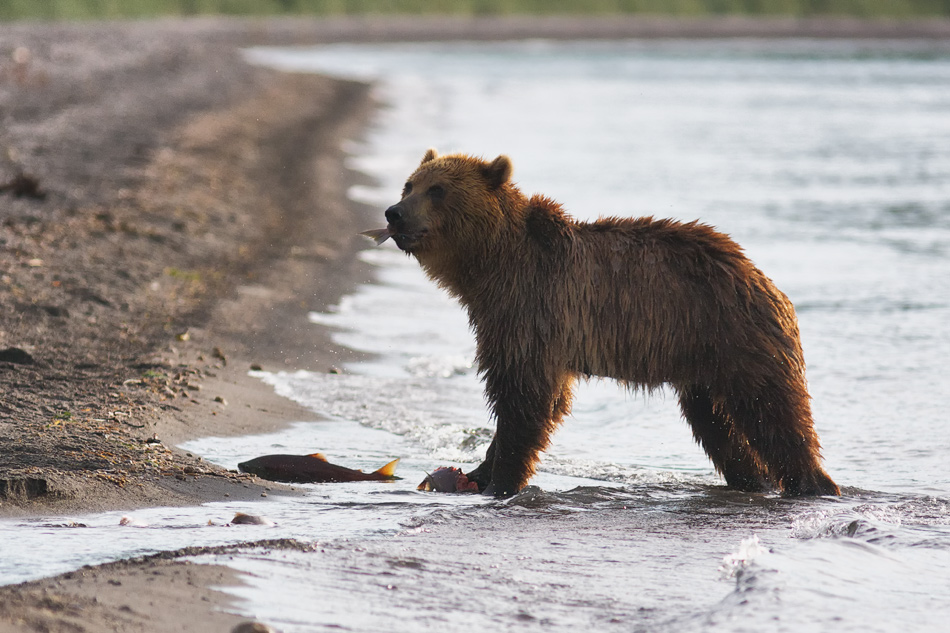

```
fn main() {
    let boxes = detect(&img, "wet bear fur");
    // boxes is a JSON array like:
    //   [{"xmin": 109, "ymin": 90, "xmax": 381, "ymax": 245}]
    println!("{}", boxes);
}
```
[{"xmin": 383, "ymin": 149, "xmax": 840, "ymax": 498}]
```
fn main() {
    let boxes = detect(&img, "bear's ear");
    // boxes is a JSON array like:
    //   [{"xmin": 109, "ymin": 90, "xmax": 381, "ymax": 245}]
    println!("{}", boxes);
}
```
[
  {"xmin": 483, "ymin": 155, "xmax": 513, "ymax": 189},
  {"xmin": 420, "ymin": 148, "xmax": 439, "ymax": 166}
]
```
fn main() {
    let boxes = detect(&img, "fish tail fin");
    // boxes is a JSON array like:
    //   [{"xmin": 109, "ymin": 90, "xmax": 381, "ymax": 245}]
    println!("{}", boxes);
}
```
[
  {"xmin": 360, "ymin": 228, "xmax": 392, "ymax": 245},
  {"xmin": 374, "ymin": 458, "xmax": 400, "ymax": 479}
]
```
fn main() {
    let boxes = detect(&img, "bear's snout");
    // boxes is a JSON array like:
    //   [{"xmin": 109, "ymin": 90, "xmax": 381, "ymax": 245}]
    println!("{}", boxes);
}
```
[
  {"xmin": 383, "ymin": 203, "xmax": 426, "ymax": 253},
  {"xmin": 385, "ymin": 205, "xmax": 403, "ymax": 224}
]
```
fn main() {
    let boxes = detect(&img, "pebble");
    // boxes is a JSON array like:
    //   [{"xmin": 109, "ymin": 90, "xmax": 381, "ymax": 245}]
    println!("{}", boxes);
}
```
[
  {"xmin": 230, "ymin": 512, "xmax": 274, "ymax": 526},
  {"xmin": 0, "ymin": 347, "xmax": 34, "ymax": 365},
  {"xmin": 232, "ymin": 622, "xmax": 277, "ymax": 633}
]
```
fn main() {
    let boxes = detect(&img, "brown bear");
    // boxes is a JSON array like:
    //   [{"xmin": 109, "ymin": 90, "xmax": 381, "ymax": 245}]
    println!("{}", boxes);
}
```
[{"xmin": 375, "ymin": 149, "xmax": 840, "ymax": 498}]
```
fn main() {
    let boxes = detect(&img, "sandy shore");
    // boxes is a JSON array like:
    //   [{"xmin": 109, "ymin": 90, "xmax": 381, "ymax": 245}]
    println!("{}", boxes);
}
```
[
  {"xmin": 1, "ymin": 14, "xmax": 948, "ymax": 632},
  {"xmin": 0, "ymin": 17, "xmax": 379, "ymax": 631},
  {"xmin": 0, "ymin": 19, "xmax": 375, "ymax": 519}
]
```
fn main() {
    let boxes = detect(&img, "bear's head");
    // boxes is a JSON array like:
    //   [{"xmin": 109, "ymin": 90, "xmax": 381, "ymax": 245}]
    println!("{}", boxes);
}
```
[{"xmin": 383, "ymin": 149, "xmax": 514, "ymax": 257}]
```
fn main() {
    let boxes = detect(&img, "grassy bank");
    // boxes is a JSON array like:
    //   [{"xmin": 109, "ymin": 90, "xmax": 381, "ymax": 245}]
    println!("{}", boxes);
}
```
[{"xmin": 1, "ymin": 0, "xmax": 949, "ymax": 21}]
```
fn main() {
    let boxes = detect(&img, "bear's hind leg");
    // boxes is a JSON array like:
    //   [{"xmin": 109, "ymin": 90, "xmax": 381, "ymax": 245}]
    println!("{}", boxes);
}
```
[
  {"xmin": 677, "ymin": 385, "xmax": 770, "ymax": 492},
  {"xmin": 722, "ymin": 380, "xmax": 840, "ymax": 497}
]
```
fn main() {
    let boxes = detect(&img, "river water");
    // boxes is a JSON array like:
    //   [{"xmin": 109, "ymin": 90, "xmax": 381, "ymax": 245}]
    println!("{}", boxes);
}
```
[{"xmin": 3, "ymin": 38, "xmax": 950, "ymax": 632}]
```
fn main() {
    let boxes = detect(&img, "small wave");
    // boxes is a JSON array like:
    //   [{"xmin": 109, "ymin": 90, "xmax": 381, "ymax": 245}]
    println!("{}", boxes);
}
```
[
  {"xmin": 796, "ymin": 296, "xmax": 948, "ymax": 314},
  {"xmin": 790, "ymin": 510, "xmax": 864, "ymax": 540},
  {"xmin": 406, "ymin": 354, "xmax": 475, "ymax": 378},
  {"xmin": 790, "ymin": 493, "xmax": 950, "ymax": 549},
  {"xmin": 255, "ymin": 370, "xmax": 490, "ymax": 463},
  {"xmin": 537, "ymin": 454, "xmax": 715, "ymax": 489},
  {"xmin": 500, "ymin": 485, "xmax": 638, "ymax": 515},
  {"xmin": 718, "ymin": 534, "xmax": 772, "ymax": 580}
]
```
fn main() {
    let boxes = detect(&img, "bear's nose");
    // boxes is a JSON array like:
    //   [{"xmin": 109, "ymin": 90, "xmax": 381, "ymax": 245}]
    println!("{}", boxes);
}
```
[{"xmin": 385, "ymin": 205, "xmax": 403, "ymax": 224}]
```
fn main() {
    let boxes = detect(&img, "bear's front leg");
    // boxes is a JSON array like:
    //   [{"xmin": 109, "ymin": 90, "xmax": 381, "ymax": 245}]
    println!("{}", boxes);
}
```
[
  {"xmin": 485, "ymin": 436, "xmax": 539, "ymax": 498},
  {"xmin": 464, "ymin": 438, "xmax": 495, "ymax": 492},
  {"xmin": 480, "ymin": 368, "xmax": 574, "ymax": 497}
]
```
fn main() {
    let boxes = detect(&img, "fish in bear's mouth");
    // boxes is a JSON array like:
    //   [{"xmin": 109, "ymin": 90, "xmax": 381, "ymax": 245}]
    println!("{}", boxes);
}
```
[
  {"xmin": 361, "ymin": 227, "xmax": 427, "ymax": 251},
  {"xmin": 360, "ymin": 227, "xmax": 391, "ymax": 245}
]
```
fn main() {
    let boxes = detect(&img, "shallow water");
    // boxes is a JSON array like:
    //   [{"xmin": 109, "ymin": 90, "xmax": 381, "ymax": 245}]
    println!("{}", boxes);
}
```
[{"xmin": 3, "ymin": 39, "xmax": 950, "ymax": 632}]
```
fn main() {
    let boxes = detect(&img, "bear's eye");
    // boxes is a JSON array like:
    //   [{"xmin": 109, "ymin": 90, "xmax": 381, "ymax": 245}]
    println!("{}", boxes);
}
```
[
  {"xmin": 402, "ymin": 182, "xmax": 413, "ymax": 196},
  {"xmin": 427, "ymin": 185, "xmax": 446, "ymax": 200}
]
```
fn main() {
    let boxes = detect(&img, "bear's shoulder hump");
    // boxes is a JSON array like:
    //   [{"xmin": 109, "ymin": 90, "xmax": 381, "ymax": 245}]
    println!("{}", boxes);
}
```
[{"xmin": 525, "ymin": 195, "xmax": 573, "ymax": 250}]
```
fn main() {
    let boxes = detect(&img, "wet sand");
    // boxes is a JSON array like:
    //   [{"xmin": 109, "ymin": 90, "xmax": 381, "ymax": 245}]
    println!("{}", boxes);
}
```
[{"xmin": 1, "ymin": 14, "xmax": 948, "ymax": 633}]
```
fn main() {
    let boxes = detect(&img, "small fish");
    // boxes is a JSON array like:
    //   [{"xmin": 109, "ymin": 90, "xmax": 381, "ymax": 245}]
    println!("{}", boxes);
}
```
[
  {"xmin": 360, "ymin": 228, "xmax": 392, "ymax": 245},
  {"xmin": 417, "ymin": 467, "xmax": 480, "ymax": 493},
  {"xmin": 238, "ymin": 453, "xmax": 400, "ymax": 484}
]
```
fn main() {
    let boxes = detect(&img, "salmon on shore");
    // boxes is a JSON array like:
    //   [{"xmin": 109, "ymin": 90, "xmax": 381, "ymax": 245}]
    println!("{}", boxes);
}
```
[{"xmin": 237, "ymin": 453, "xmax": 400, "ymax": 484}]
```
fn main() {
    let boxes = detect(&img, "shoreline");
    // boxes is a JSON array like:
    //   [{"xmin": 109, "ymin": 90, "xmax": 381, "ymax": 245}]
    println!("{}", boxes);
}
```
[
  {"xmin": 1, "ymin": 18, "xmax": 381, "ymax": 632},
  {"xmin": 1, "ymin": 20, "xmax": 377, "ymax": 519},
  {"xmin": 1, "ymin": 15, "xmax": 948, "ymax": 633}
]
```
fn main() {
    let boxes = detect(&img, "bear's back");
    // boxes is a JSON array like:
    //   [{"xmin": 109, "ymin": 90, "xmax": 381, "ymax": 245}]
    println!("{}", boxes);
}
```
[{"xmin": 560, "ymin": 216, "xmax": 787, "ymax": 385}]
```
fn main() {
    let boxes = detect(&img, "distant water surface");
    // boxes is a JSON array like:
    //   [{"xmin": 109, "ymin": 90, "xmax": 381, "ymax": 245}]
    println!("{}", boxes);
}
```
[{"xmin": 2, "ymin": 38, "xmax": 949, "ymax": 633}]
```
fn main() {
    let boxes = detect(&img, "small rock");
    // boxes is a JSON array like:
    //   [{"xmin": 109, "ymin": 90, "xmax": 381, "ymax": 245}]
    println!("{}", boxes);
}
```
[
  {"xmin": 230, "ymin": 513, "xmax": 273, "ymax": 526},
  {"xmin": 0, "ymin": 172, "xmax": 45, "ymax": 199},
  {"xmin": 232, "ymin": 621, "xmax": 277, "ymax": 633},
  {"xmin": 12, "ymin": 46, "xmax": 31, "ymax": 65},
  {"xmin": 42, "ymin": 305, "xmax": 69, "ymax": 318},
  {"xmin": 0, "ymin": 347, "xmax": 34, "ymax": 365},
  {"xmin": 214, "ymin": 396, "xmax": 227, "ymax": 405},
  {"xmin": 249, "ymin": 363, "xmax": 263, "ymax": 371}
]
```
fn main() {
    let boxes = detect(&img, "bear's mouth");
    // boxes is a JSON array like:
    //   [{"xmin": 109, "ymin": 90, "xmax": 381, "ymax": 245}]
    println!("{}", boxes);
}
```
[
  {"xmin": 389, "ymin": 226, "xmax": 427, "ymax": 253},
  {"xmin": 361, "ymin": 225, "xmax": 427, "ymax": 252}
]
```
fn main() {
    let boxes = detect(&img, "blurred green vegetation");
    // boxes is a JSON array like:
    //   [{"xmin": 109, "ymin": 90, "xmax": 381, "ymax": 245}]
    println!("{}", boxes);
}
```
[{"xmin": 1, "ymin": 0, "xmax": 948, "ymax": 21}]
